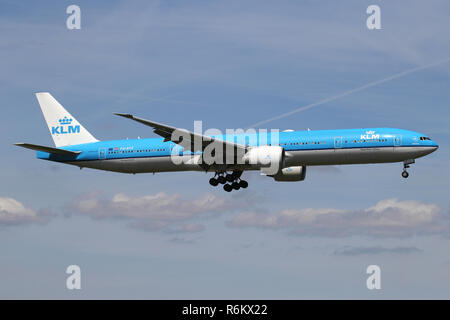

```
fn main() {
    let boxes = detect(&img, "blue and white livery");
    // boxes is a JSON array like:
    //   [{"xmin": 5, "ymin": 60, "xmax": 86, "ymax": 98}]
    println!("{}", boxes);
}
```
[{"xmin": 15, "ymin": 93, "xmax": 439, "ymax": 192}]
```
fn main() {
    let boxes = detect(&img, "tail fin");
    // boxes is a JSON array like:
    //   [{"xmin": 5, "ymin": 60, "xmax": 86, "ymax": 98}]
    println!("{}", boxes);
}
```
[{"xmin": 35, "ymin": 92, "xmax": 99, "ymax": 147}]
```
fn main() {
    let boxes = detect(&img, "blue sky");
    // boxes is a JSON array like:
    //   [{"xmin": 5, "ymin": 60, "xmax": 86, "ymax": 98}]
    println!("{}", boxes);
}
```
[{"xmin": 1, "ymin": 0, "xmax": 450, "ymax": 299}]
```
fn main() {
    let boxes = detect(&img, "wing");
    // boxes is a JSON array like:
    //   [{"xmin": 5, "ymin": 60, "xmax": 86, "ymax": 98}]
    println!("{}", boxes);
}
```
[{"xmin": 114, "ymin": 113, "xmax": 247, "ymax": 154}]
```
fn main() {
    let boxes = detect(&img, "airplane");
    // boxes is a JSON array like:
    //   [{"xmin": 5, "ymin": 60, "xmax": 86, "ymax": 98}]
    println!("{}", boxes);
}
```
[{"xmin": 15, "ymin": 93, "xmax": 439, "ymax": 192}]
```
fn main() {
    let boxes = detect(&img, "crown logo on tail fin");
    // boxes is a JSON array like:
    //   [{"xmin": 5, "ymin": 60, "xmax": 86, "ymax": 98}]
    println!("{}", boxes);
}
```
[
  {"xmin": 52, "ymin": 116, "xmax": 80, "ymax": 135},
  {"xmin": 58, "ymin": 116, "xmax": 73, "ymax": 125}
]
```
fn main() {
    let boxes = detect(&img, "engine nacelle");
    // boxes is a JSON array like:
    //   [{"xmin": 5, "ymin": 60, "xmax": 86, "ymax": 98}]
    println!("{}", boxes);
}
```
[
  {"xmin": 272, "ymin": 166, "xmax": 307, "ymax": 182},
  {"xmin": 242, "ymin": 146, "xmax": 285, "ymax": 175}
]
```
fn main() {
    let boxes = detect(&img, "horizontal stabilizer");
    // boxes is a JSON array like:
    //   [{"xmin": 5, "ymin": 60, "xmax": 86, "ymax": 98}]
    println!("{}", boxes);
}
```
[{"xmin": 14, "ymin": 143, "xmax": 81, "ymax": 156}]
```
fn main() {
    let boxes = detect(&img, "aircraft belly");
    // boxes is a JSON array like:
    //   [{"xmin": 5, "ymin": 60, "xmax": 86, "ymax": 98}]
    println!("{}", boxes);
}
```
[
  {"xmin": 66, "ymin": 147, "xmax": 434, "ymax": 173},
  {"xmin": 287, "ymin": 147, "xmax": 409, "ymax": 165},
  {"xmin": 68, "ymin": 156, "xmax": 201, "ymax": 174},
  {"xmin": 335, "ymin": 147, "xmax": 399, "ymax": 164},
  {"xmin": 394, "ymin": 146, "xmax": 435, "ymax": 159}
]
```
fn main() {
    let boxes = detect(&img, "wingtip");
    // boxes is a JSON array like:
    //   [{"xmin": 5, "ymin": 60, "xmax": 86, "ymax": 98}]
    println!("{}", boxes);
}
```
[{"xmin": 114, "ymin": 113, "xmax": 133, "ymax": 118}]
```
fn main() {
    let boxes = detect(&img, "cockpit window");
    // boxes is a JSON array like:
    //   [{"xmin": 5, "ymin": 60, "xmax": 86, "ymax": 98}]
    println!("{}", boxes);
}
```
[{"xmin": 420, "ymin": 137, "xmax": 431, "ymax": 141}]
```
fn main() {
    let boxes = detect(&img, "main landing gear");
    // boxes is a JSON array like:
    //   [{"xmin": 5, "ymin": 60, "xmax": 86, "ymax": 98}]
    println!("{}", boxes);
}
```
[
  {"xmin": 209, "ymin": 170, "xmax": 248, "ymax": 192},
  {"xmin": 402, "ymin": 159, "xmax": 415, "ymax": 179}
]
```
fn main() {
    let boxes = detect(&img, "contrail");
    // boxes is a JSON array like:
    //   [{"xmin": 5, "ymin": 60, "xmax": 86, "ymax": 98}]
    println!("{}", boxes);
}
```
[{"xmin": 248, "ymin": 57, "xmax": 450, "ymax": 128}]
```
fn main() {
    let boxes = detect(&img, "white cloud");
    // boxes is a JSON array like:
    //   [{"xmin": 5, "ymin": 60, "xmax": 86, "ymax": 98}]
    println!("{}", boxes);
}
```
[
  {"xmin": 228, "ymin": 198, "xmax": 448, "ymax": 237},
  {"xmin": 177, "ymin": 223, "xmax": 206, "ymax": 233},
  {"xmin": 0, "ymin": 197, "xmax": 49, "ymax": 226},
  {"xmin": 69, "ymin": 191, "xmax": 240, "ymax": 232}
]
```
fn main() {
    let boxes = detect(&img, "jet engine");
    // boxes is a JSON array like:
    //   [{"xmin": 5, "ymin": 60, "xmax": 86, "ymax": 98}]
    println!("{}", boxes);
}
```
[
  {"xmin": 271, "ymin": 166, "xmax": 307, "ymax": 182},
  {"xmin": 242, "ymin": 146, "xmax": 285, "ymax": 175}
]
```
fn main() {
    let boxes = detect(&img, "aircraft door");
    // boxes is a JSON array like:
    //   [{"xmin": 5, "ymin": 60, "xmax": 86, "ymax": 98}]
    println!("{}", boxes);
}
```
[
  {"xmin": 393, "ymin": 135, "xmax": 402, "ymax": 146},
  {"xmin": 334, "ymin": 136, "xmax": 342, "ymax": 149},
  {"xmin": 98, "ymin": 147, "xmax": 106, "ymax": 159}
]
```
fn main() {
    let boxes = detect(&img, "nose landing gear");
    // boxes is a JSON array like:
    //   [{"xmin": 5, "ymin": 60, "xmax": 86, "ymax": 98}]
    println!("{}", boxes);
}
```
[{"xmin": 402, "ymin": 159, "xmax": 415, "ymax": 179}]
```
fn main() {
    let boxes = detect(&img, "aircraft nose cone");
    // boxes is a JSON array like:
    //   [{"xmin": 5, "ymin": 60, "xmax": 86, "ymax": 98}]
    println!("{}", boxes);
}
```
[{"xmin": 430, "ymin": 142, "xmax": 439, "ymax": 153}]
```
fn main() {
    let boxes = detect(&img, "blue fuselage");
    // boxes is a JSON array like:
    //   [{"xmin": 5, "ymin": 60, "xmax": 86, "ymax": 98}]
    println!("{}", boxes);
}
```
[{"xmin": 36, "ymin": 127, "xmax": 438, "ymax": 174}]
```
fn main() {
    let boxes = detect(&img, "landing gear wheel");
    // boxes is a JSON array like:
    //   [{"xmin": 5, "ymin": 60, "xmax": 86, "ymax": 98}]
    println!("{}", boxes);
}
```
[
  {"xmin": 211, "ymin": 170, "xmax": 246, "ymax": 191},
  {"xmin": 226, "ymin": 174, "xmax": 234, "ymax": 182},
  {"xmin": 218, "ymin": 176, "xmax": 226, "ymax": 184},
  {"xmin": 402, "ymin": 159, "xmax": 414, "ymax": 179},
  {"xmin": 209, "ymin": 178, "xmax": 219, "ymax": 186},
  {"xmin": 238, "ymin": 180, "xmax": 248, "ymax": 188}
]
